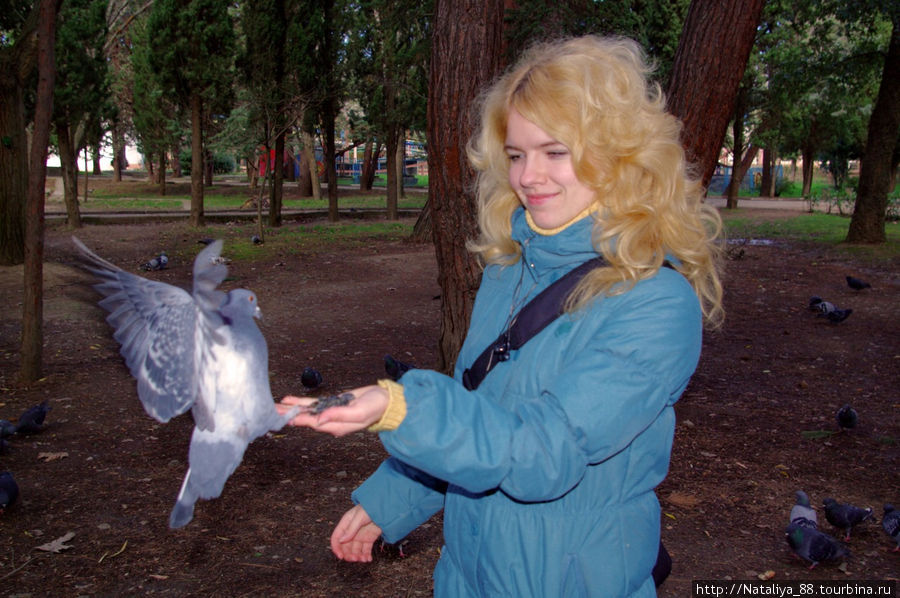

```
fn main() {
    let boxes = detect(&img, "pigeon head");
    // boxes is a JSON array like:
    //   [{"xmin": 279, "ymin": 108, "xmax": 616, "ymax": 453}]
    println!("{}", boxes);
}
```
[
  {"xmin": 221, "ymin": 290, "xmax": 262, "ymax": 321},
  {"xmin": 795, "ymin": 490, "xmax": 812, "ymax": 508}
]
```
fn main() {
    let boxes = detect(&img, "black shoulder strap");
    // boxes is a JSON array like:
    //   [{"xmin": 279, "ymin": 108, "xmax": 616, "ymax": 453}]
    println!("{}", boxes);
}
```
[{"xmin": 462, "ymin": 256, "xmax": 605, "ymax": 391}]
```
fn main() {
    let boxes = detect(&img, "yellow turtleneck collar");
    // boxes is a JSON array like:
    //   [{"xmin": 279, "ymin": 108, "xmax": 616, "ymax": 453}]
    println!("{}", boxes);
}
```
[{"xmin": 524, "ymin": 205, "xmax": 597, "ymax": 236}]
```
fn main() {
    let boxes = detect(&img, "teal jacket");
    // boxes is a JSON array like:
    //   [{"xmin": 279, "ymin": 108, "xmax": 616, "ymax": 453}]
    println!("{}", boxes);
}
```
[{"xmin": 353, "ymin": 208, "xmax": 702, "ymax": 597}]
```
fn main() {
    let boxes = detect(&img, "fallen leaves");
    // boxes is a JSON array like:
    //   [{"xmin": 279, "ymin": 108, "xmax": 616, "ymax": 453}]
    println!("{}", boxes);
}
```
[
  {"xmin": 36, "ymin": 531, "xmax": 76, "ymax": 553},
  {"xmin": 37, "ymin": 451, "xmax": 69, "ymax": 462}
]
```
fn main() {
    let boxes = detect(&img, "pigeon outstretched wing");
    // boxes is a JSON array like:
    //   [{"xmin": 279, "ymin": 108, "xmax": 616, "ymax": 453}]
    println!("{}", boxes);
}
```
[{"xmin": 73, "ymin": 238, "xmax": 226, "ymax": 428}]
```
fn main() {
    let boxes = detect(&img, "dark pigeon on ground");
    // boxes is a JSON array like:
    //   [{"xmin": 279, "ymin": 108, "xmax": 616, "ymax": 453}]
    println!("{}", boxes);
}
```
[
  {"xmin": 14, "ymin": 400, "xmax": 51, "ymax": 435},
  {"xmin": 825, "ymin": 308, "xmax": 852, "ymax": 323},
  {"xmin": 300, "ymin": 367, "xmax": 323, "ymax": 390},
  {"xmin": 846, "ymin": 276, "xmax": 871, "ymax": 291},
  {"xmin": 823, "ymin": 497, "xmax": 874, "ymax": 541},
  {"xmin": 790, "ymin": 490, "xmax": 818, "ymax": 529},
  {"xmin": 785, "ymin": 522, "xmax": 849, "ymax": 569},
  {"xmin": 384, "ymin": 354, "xmax": 415, "ymax": 381},
  {"xmin": 0, "ymin": 419, "xmax": 16, "ymax": 438},
  {"xmin": 140, "ymin": 250, "xmax": 168, "ymax": 271},
  {"xmin": 251, "ymin": 235, "xmax": 263, "ymax": 245},
  {"xmin": 882, "ymin": 504, "xmax": 900, "ymax": 552},
  {"xmin": 0, "ymin": 471, "xmax": 19, "ymax": 514},
  {"xmin": 74, "ymin": 237, "xmax": 300, "ymax": 529},
  {"xmin": 836, "ymin": 404, "xmax": 858, "ymax": 431}
]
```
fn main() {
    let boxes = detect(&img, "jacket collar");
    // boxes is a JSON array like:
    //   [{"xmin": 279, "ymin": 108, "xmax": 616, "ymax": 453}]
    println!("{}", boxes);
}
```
[{"xmin": 511, "ymin": 207, "xmax": 600, "ymax": 279}]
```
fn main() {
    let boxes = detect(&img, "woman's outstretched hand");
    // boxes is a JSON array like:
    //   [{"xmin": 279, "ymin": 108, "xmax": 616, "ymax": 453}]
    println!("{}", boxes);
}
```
[
  {"xmin": 330, "ymin": 504, "xmax": 383, "ymax": 562},
  {"xmin": 278, "ymin": 385, "xmax": 389, "ymax": 437}
]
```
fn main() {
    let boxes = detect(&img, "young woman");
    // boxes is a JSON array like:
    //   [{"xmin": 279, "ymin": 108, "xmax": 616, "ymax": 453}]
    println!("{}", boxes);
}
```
[{"xmin": 280, "ymin": 35, "xmax": 724, "ymax": 597}]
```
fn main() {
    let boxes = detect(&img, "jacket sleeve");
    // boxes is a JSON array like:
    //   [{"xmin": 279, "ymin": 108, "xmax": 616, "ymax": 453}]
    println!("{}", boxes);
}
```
[
  {"xmin": 378, "ymin": 272, "xmax": 702, "ymax": 503},
  {"xmin": 351, "ymin": 457, "xmax": 447, "ymax": 543}
]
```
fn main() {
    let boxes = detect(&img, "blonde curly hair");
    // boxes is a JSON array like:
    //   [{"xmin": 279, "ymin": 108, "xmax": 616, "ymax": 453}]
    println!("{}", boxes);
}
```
[{"xmin": 467, "ymin": 35, "xmax": 724, "ymax": 327}]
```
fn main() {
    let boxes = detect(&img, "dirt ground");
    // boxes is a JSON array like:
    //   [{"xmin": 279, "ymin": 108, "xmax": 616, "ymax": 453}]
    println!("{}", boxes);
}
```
[{"xmin": 0, "ymin": 199, "xmax": 898, "ymax": 596}]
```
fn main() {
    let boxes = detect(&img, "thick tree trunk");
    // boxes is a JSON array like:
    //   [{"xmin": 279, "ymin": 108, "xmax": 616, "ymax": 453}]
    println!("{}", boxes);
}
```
[
  {"xmin": 21, "ymin": 0, "xmax": 61, "ymax": 383},
  {"xmin": 427, "ymin": 0, "xmax": 508, "ymax": 373},
  {"xmin": 847, "ymin": 18, "xmax": 900, "ymax": 244},
  {"xmin": 666, "ymin": 0, "xmax": 766, "ymax": 189},
  {"xmin": 360, "ymin": 141, "xmax": 373, "ymax": 191},
  {"xmin": 189, "ymin": 92, "xmax": 204, "ymax": 226}
]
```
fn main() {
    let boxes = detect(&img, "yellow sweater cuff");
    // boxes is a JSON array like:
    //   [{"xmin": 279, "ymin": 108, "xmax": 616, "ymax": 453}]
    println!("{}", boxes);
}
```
[{"xmin": 368, "ymin": 379, "xmax": 407, "ymax": 432}]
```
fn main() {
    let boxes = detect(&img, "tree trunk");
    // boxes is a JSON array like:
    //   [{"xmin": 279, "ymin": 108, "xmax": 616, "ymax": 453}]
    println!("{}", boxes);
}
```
[
  {"xmin": 360, "ymin": 140, "xmax": 373, "ymax": 191},
  {"xmin": 365, "ymin": 142, "xmax": 380, "ymax": 190},
  {"xmin": 56, "ymin": 121, "xmax": 82, "ymax": 229},
  {"xmin": 385, "ymin": 126, "xmax": 400, "ymax": 220},
  {"xmin": 21, "ymin": 0, "xmax": 61, "ymax": 383},
  {"xmin": 301, "ymin": 131, "xmax": 321, "ymax": 200},
  {"xmin": 269, "ymin": 128, "xmax": 284, "ymax": 227},
  {"xmin": 847, "ymin": 17, "xmax": 900, "ymax": 244},
  {"xmin": 666, "ymin": 0, "xmax": 766, "ymax": 188},
  {"xmin": 323, "ymin": 105, "xmax": 339, "ymax": 221},
  {"xmin": 204, "ymin": 148, "xmax": 213, "ymax": 186},
  {"xmin": 397, "ymin": 137, "xmax": 406, "ymax": 199},
  {"xmin": 157, "ymin": 149, "xmax": 166, "ymax": 195},
  {"xmin": 726, "ymin": 116, "xmax": 744, "ymax": 209},
  {"xmin": 112, "ymin": 124, "xmax": 124, "ymax": 181},
  {"xmin": 189, "ymin": 91, "xmax": 204, "ymax": 226},
  {"xmin": 427, "ymin": 0, "xmax": 508, "ymax": 373},
  {"xmin": 91, "ymin": 144, "xmax": 101, "ymax": 175},
  {"xmin": 296, "ymin": 150, "xmax": 312, "ymax": 196},
  {"xmin": 760, "ymin": 146, "xmax": 774, "ymax": 197}
]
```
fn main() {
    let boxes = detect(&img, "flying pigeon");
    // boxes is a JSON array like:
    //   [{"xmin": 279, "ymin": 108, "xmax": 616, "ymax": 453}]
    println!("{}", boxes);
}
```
[
  {"xmin": 836, "ymin": 404, "xmax": 858, "ymax": 431},
  {"xmin": 0, "ymin": 471, "xmax": 19, "ymax": 514},
  {"xmin": 882, "ymin": 504, "xmax": 900, "ymax": 552},
  {"xmin": 14, "ymin": 400, "xmax": 51, "ymax": 435},
  {"xmin": 300, "ymin": 367, "xmax": 323, "ymax": 390},
  {"xmin": 790, "ymin": 490, "xmax": 818, "ymax": 529},
  {"xmin": 140, "ymin": 250, "xmax": 168, "ymax": 271},
  {"xmin": 785, "ymin": 522, "xmax": 849, "ymax": 569},
  {"xmin": 846, "ymin": 276, "xmax": 871, "ymax": 291},
  {"xmin": 823, "ymin": 498, "xmax": 873, "ymax": 541},
  {"xmin": 73, "ymin": 237, "xmax": 300, "ymax": 529},
  {"xmin": 384, "ymin": 354, "xmax": 415, "ymax": 381}
]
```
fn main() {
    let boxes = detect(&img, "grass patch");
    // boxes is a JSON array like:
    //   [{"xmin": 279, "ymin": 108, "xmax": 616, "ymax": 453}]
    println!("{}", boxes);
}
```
[{"xmin": 721, "ymin": 211, "xmax": 900, "ymax": 263}]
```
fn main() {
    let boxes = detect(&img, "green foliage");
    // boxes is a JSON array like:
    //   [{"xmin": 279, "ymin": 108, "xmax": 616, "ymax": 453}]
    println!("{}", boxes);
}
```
[
  {"xmin": 52, "ymin": 0, "xmax": 111, "ymax": 142},
  {"xmin": 177, "ymin": 150, "xmax": 236, "ymax": 174}
]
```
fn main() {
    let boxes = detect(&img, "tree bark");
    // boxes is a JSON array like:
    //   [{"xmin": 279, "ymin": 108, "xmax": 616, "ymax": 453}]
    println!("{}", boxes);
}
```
[
  {"xmin": 21, "ymin": 0, "xmax": 61, "ymax": 383},
  {"xmin": 301, "ymin": 130, "xmax": 321, "ymax": 200},
  {"xmin": 189, "ymin": 91, "xmax": 204, "ymax": 226},
  {"xmin": 157, "ymin": 149, "xmax": 166, "ymax": 195},
  {"xmin": 760, "ymin": 146, "xmax": 774, "ymax": 197},
  {"xmin": 847, "ymin": 17, "xmax": 900, "ymax": 244},
  {"xmin": 666, "ymin": 0, "xmax": 766, "ymax": 189},
  {"xmin": 56, "ymin": 120, "xmax": 82, "ymax": 229},
  {"xmin": 385, "ymin": 125, "xmax": 400, "ymax": 220},
  {"xmin": 112, "ymin": 124, "xmax": 124, "ymax": 181},
  {"xmin": 269, "ymin": 128, "xmax": 284, "ymax": 227},
  {"xmin": 0, "ymin": 5, "xmax": 40, "ymax": 266},
  {"xmin": 427, "ymin": 0, "xmax": 508, "ymax": 373}
]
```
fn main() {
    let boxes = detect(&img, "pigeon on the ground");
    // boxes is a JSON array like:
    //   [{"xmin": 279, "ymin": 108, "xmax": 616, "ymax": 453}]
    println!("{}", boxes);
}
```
[
  {"xmin": 73, "ymin": 237, "xmax": 300, "ymax": 529},
  {"xmin": 0, "ymin": 471, "xmax": 19, "ymax": 514},
  {"xmin": 825, "ymin": 308, "xmax": 852, "ymax": 323},
  {"xmin": 14, "ymin": 400, "xmax": 51, "ymax": 434},
  {"xmin": 785, "ymin": 522, "xmax": 849, "ymax": 569},
  {"xmin": 846, "ymin": 276, "xmax": 871, "ymax": 291},
  {"xmin": 140, "ymin": 250, "xmax": 168, "ymax": 271},
  {"xmin": 882, "ymin": 504, "xmax": 900, "ymax": 552},
  {"xmin": 251, "ymin": 234, "xmax": 263, "ymax": 245},
  {"xmin": 0, "ymin": 419, "xmax": 16, "ymax": 438},
  {"xmin": 823, "ymin": 498, "xmax": 873, "ymax": 541},
  {"xmin": 300, "ymin": 367, "xmax": 323, "ymax": 390},
  {"xmin": 808, "ymin": 296, "xmax": 836, "ymax": 313},
  {"xmin": 790, "ymin": 490, "xmax": 818, "ymax": 529},
  {"xmin": 836, "ymin": 404, "xmax": 858, "ymax": 431},
  {"xmin": 384, "ymin": 354, "xmax": 415, "ymax": 381}
]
